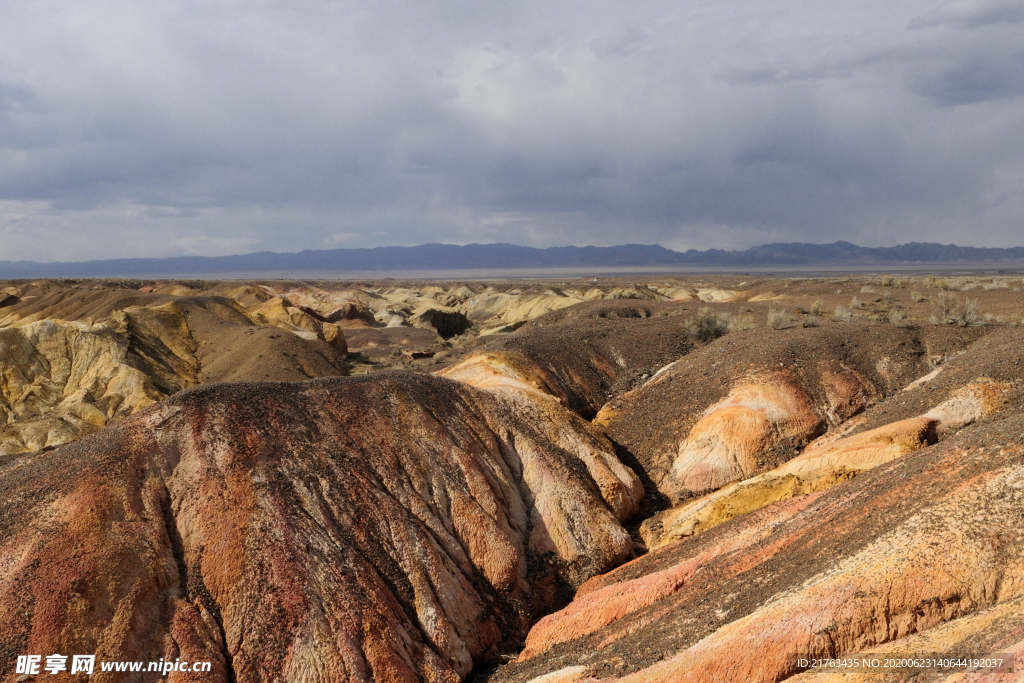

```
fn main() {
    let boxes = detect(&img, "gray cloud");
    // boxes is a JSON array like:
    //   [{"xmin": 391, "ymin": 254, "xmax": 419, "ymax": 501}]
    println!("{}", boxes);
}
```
[
  {"xmin": 0, "ymin": 0, "xmax": 1022, "ymax": 261},
  {"xmin": 910, "ymin": 0, "xmax": 1024, "ymax": 30}
]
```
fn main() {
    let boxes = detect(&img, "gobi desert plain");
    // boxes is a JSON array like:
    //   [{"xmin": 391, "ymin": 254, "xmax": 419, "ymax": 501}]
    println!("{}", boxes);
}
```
[{"xmin": 3, "ymin": 273, "xmax": 1024, "ymax": 683}]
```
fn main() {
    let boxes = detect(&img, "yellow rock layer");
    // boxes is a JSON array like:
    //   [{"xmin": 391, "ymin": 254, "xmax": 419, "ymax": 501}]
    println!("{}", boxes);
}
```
[
  {"xmin": 666, "ymin": 372, "xmax": 823, "ymax": 498},
  {"xmin": 0, "ymin": 320, "xmax": 162, "ymax": 454},
  {"xmin": 643, "ymin": 417, "xmax": 937, "ymax": 549}
]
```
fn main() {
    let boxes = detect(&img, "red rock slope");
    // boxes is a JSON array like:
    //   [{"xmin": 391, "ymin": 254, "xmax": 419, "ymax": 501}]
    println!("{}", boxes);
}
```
[
  {"xmin": 0, "ymin": 373, "xmax": 637, "ymax": 682},
  {"xmin": 488, "ymin": 409, "xmax": 1024, "ymax": 683},
  {"xmin": 486, "ymin": 323, "xmax": 1024, "ymax": 683}
]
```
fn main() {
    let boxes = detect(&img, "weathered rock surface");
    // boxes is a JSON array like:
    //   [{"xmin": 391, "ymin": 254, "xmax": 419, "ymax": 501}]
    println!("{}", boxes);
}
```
[
  {"xmin": 664, "ymin": 371, "xmax": 824, "ymax": 499},
  {"xmin": 444, "ymin": 301, "xmax": 694, "ymax": 420},
  {"xmin": 0, "ymin": 373, "xmax": 639, "ymax": 682},
  {"xmin": 924, "ymin": 379, "xmax": 1010, "ymax": 433},
  {"xmin": 6, "ymin": 276, "xmax": 1024, "ymax": 683},
  {"xmin": 438, "ymin": 357, "xmax": 645, "ymax": 531},
  {"xmin": 491, "ymin": 411, "xmax": 1024, "ymax": 683},
  {"xmin": 597, "ymin": 325, "xmax": 984, "ymax": 504},
  {"xmin": 488, "ymin": 322, "xmax": 1024, "ymax": 683},
  {"xmin": 788, "ymin": 595, "xmax": 1024, "ymax": 682},
  {"xmin": 641, "ymin": 416, "xmax": 937, "ymax": 550},
  {"xmin": 0, "ymin": 319, "xmax": 162, "ymax": 454},
  {"xmin": 0, "ymin": 290, "xmax": 348, "ymax": 454}
]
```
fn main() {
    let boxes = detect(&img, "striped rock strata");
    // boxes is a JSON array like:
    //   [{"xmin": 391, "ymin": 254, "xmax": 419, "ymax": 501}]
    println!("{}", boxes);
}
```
[
  {"xmin": 641, "ymin": 416, "xmax": 938, "ymax": 550},
  {"xmin": 491, "ymin": 410, "xmax": 1024, "ymax": 683},
  {"xmin": 0, "ymin": 373, "xmax": 638, "ymax": 682},
  {"xmin": 438, "ymin": 354, "xmax": 644, "ymax": 532},
  {"xmin": 595, "ymin": 325, "xmax": 983, "ymax": 503},
  {"xmin": 440, "ymin": 300, "xmax": 694, "ymax": 420},
  {"xmin": 663, "ymin": 371, "xmax": 824, "ymax": 499}
]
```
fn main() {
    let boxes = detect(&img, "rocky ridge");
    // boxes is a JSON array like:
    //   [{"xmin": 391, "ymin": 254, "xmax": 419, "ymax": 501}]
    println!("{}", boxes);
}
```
[
  {"xmin": 0, "ymin": 373, "xmax": 642, "ymax": 682},
  {"xmin": 487, "ymin": 320, "xmax": 1024, "ymax": 683},
  {"xmin": 0, "ymin": 287, "xmax": 349, "ymax": 455}
]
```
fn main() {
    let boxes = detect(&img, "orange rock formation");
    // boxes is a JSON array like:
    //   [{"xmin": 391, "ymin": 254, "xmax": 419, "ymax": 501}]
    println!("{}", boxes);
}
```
[{"xmin": 0, "ymin": 374, "xmax": 637, "ymax": 681}]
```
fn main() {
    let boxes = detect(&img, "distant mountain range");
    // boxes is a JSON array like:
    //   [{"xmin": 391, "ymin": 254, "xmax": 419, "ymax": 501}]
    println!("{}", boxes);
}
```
[{"xmin": 2, "ymin": 241, "xmax": 1024, "ymax": 278}]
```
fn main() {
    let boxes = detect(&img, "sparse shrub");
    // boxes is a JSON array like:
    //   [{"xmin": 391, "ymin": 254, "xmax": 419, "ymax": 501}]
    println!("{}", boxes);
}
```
[
  {"xmin": 889, "ymin": 309, "xmax": 908, "ymax": 327},
  {"xmin": 911, "ymin": 291, "xmax": 925, "ymax": 302},
  {"xmin": 882, "ymin": 290, "xmax": 894, "ymax": 304},
  {"xmin": 930, "ymin": 292, "xmax": 983, "ymax": 326},
  {"xmin": 881, "ymin": 275, "xmax": 894, "ymax": 287},
  {"xmin": 860, "ymin": 285, "xmax": 875, "ymax": 293},
  {"xmin": 767, "ymin": 307, "xmax": 792, "ymax": 329},
  {"xmin": 831, "ymin": 306, "xmax": 852, "ymax": 322},
  {"xmin": 957, "ymin": 298, "xmax": 980, "ymax": 326},
  {"xmin": 850, "ymin": 297, "xmax": 861, "ymax": 308},
  {"xmin": 686, "ymin": 306, "xmax": 729, "ymax": 342},
  {"xmin": 925, "ymin": 276, "xmax": 952, "ymax": 290},
  {"xmin": 802, "ymin": 316, "xmax": 821, "ymax": 328},
  {"xmin": 727, "ymin": 312, "xmax": 756, "ymax": 331},
  {"xmin": 794, "ymin": 306, "xmax": 808, "ymax": 315},
  {"xmin": 895, "ymin": 279, "xmax": 905, "ymax": 289},
  {"xmin": 810, "ymin": 300, "xmax": 823, "ymax": 316},
  {"xmin": 933, "ymin": 291, "xmax": 961, "ymax": 323}
]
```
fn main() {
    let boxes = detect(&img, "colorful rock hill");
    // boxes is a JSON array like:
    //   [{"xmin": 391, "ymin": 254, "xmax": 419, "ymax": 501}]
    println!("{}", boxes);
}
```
[{"xmin": 0, "ymin": 373, "xmax": 639, "ymax": 681}]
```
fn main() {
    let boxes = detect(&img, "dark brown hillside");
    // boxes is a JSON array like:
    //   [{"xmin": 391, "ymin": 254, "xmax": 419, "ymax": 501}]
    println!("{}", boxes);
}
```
[
  {"xmin": 0, "ymin": 373, "xmax": 638, "ymax": 682},
  {"xmin": 446, "ymin": 300, "xmax": 695, "ymax": 419}
]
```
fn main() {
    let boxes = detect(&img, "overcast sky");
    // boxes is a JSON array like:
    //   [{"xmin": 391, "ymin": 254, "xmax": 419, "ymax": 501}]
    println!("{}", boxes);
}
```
[{"xmin": 1, "ymin": 0, "xmax": 1022, "ymax": 261}]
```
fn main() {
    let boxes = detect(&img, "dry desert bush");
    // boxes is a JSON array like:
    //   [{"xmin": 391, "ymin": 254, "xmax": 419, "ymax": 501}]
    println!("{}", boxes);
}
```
[
  {"xmin": 888, "ymin": 309, "xmax": 908, "ymax": 327},
  {"xmin": 687, "ymin": 307, "xmax": 729, "ymax": 343},
  {"xmin": 767, "ymin": 307, "xmax": 792, "ymax": 329},
  {"xmin": 832, "ymin": 305, "xmax": 852, "ymax": 322},
  {"xmin": 931, "ymin": 292, "xmax": 982, "ymax": 326},
  {"xmin": 727, "ymin": 312, "xmax": 756, "ymax": 331}
]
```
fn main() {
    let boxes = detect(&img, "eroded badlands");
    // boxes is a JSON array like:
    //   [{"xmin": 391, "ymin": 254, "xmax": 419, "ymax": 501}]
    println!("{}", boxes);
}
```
[{"xmin": 1, "ymin": 273, "xmax": 1023, "ymax": 682}]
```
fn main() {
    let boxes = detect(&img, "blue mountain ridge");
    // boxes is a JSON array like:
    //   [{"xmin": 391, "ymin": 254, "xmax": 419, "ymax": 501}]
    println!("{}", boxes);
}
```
[{"xmin": 2, "ymin": 241, "xmax": 1023, "ymax": 278}]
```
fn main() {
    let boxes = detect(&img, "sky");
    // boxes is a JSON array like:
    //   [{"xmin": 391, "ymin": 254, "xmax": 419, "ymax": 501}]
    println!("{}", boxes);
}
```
[{"xmin": 0, "ymin": 0, "xmax": 1022, "ymax": 261}]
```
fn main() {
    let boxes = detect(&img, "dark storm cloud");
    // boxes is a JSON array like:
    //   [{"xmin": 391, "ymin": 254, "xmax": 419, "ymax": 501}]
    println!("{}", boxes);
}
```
[
  {"xmin": 913, "ymin": 51, "xmax": 1024, "ymax": 106},
  {"xmin": 0, "ymin": 0, "xmax": 1022, "ymax": 261}
]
